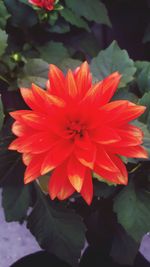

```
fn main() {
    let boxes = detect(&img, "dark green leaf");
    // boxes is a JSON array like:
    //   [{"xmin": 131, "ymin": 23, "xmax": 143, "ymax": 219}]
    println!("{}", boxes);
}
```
[
  {"xmin": 18, "ymin": 58, "xmax": 49, "ymax": 88},
  {"xmin": 37, "ymin": 41, "xmax": 69, "ymax": 64},
  {"xmin": 133, "ymin": 120, "xmax": 150, "ymax": 157},
  {"xmin": 138, "ymin": 92, "xmax": 150, "ymax": 123},
  {"xmin": 60, "ymin": 8, "xmax": 90, "ymax": 31},
  {"xmin": 110, "ymin": 225, "xmax": 139, "ymax": 265},
  {"xmin": 91, "ymin": 41, "xmax": 136, "ymax": 88},
  {"xmin": 27, "ymin": 187, "xmax": 85, "ymax": 266},
  {"xmin": 2, "ymin": 160, "xmax": 31, "ymax": 222},
  {"xmin": 137, "ymin": 64, "xmax": 150, "ymax": 93},
  {"xmin": 0, "ymin": 29, "xmax": 8, "ymax": 57},
  {"xmin": 59, "ymin": 58, "xmax": 82, "ymax": 73},
  {"xmin": 65, "ymin": 0, "xmax": 111, "ymax": 27},
  {"xmin": 0, "ymin": 1, "xmax": 10, "ymax": 29},
  {"xmin": 4, "ymin": 0, "xmax": 38, "ymax": 27},
  {"xmin": 112, "ymin": 87, "xmax": 138, "ymax": 103},
  {"xmin": 114, "ymin": 180, "xmax": 150, "ymax": 242}
]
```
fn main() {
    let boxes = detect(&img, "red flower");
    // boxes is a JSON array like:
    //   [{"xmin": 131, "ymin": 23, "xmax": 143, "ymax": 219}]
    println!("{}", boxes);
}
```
[
  {"xmin": 29, "ymin": 0, "xmax": 55, "ymax": 11},
  {"xmin": 9, "ymin": 62, "xmax": 148, "ymax": 205}
]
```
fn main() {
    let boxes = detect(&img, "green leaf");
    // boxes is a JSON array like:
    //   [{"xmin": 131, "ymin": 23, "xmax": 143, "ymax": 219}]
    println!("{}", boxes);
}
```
[
  {"xmin": 37, "ymin": 41, "xmax": 69, "ymax": 64},
  {"xmin": 137, "ymin": 64, "xmax": 150, "ymax": 93},
  {"xmin": 2, "ymin": 175, "xmax": 30, "ymax": 222},
  {"xmin": 4, "ymin": 0, "xmax": 38, "ymax": 27},
  {"xmin": 59, "ymin": 58, "xmax": 82, "ymax": 73},
  {"xmin": 90, "ymin": 41, "xmax": 136, "ymax": 88},
  {"xmin": 18, "ymin": 58, "xmax": 49, "ymax": 88},
  {"xmin": 0, "ymin": 29, "xmax": 8, "ymax": 57},
  {"xmin": 138, "ymin": 92, "xmax": 150, "ymax": 123},
  {"xmin": 114, "ymin": 181, "xmax": 150, "ymax": 242},
  {"xmin": 110, "ymin": 225, "xmax": 139, "ymax": 265},
  {"xmin": 135, "ymin": 61, "xmax": 149, "ymax": 75},
  {"xmin": 0, "ymin": 116, "xmax": 31, "ymax": 222},
  {"xmin": 132, "ymin": 120, "xmax": 150, "ymax": 157},
  {"xmin": 60, "ymin": 8, "xmax": 90, "ymax": 31},
  {"xmin": 27, "ymin": 186, "xmax": 85, "ymax": 266},
  {"xmin": 0, "ymin": 1, "xmax": 10, "ymax": 29},
  {"xmin": 65, "ymin": 0, "xmax": 111, "ymax": 27},
  {"xmin": 112, "ymin": 87, "xmax": 138, "ymax": 103}
]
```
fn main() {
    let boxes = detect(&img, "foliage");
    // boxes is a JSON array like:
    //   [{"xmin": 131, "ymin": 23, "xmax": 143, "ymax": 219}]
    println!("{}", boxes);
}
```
[{"xmin": 0, "ymin": 0, "xmax": 150, "ymax": 266}]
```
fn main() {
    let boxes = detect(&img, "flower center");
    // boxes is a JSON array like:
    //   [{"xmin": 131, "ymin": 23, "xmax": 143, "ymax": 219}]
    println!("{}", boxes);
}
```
[{"xmin": 66, "ymin": 120, "xmax": 84, "ymax": 138}]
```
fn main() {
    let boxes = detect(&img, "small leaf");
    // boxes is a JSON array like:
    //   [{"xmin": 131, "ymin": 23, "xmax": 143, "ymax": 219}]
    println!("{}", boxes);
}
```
[
  {"xmin": 65, "ymin": 0, "xmax": 111, "ymax": 27},
  {"xmin": 90, "ymin": 41, "xmax": 136, "ymax": 88},
  {"xmin": 0, "ymin": 29, "xmax": 8, "ymax": 57},
  {"xmin": 27, "ymin": 186, "xmax": 85, "ymax": 266},
  {"xmin": 114, "ymin": 180, "xmax": 150, "ymax": 242},
  {"xmin": 37, "ymin": 41, "xmax": 69, "ymax": 64}
]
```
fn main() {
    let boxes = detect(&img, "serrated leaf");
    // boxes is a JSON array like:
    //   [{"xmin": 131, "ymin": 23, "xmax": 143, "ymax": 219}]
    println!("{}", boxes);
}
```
[
  {"xmin": 133, "ymin": 120, "xmax": 150, "ymax": 157},
  {"xmin": 114, "ymin": 181, "xmax": 150, "ymax": 242},
  {"xmin": 90, "ymin": 41, "xmax": 136, "ymax": 88},
  {"xmin": 18, "ymin": 76, "xmax": 47, "ymax": 88},
  {"xmin": 137, "ymin": 64, "xmax": 150, "ymax": 93},
  {"xmin": 112, "ymin": 87, "xmax": 138, "ymax": 103},
  {"xmin": 59, "ymin": 58, "xmax": 82, "ymax": 73},
  {"xmin": 18, "ymin": 58, "xmax": 49, "ymax": 88},
  {"xmin": 138, "ymin": 92, "xmax": 150, "ymax": 123},
  {"xmin": 27, "ymin": 187, "xmax": 85, "ymax": 266},
  {"xmin": 65, "ymin": 0, "xmax": 111, "ymax": 27},
  {"xmin": 37, "ymin": 41, "xmax": 69, "ymax": 64},
  {"xmin": 60, "ymin": 8, "xmax": 90, "ymax": 31},
  {"xmin": 0, "ymin": 1, "xmax": 10, "ymax": 29},
  {"xmin": 135, "ymin": 61, "xmax": 149, "ymax": 76},
  {"xmin": 0, "ymin": 29, "xmax": 8, "ymax": 57},
  {"xmin": 110, "ymin": 225, "xmax": 139, "ymax": 265}
]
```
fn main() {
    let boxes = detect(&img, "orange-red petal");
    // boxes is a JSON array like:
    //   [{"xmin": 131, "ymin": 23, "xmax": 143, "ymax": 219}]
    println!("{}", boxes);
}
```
[
  {"xmin": 75, "ymin": 144, "xmax": 96, "ymax": 169},
  {"xmin": 96, "ymin": 147, "xmax": 120, "ymax": 172},
  {"xmin": 48, "ymin": 162, "xmax": 75, "ymax": 200},
  {"xmin": 48, "ymin": 64, "xmax": 65, "ymax": 97},
  {"xmin": 67, "ymin": 156, "xmax": 86, "ymax": 192},
  {"xmin": 24, "ymin": 154, "xmax": 45, "ymax": 184},
  {"xmin": 80, "ymin": 169, "xmax": 93, "ymax": 205},
  {"xmin": 41, "ymin": 140, "xmax": 74, "ymax": 175}
]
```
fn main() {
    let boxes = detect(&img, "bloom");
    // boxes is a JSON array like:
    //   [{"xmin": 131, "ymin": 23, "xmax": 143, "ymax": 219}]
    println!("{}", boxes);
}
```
[
  {"xmin": 29, "ymin": 0, "xmax": 55, "ymax": 11},
  {"xmin": 9, "ymin": 62, "xmax": 148, "ymax": 205}
]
